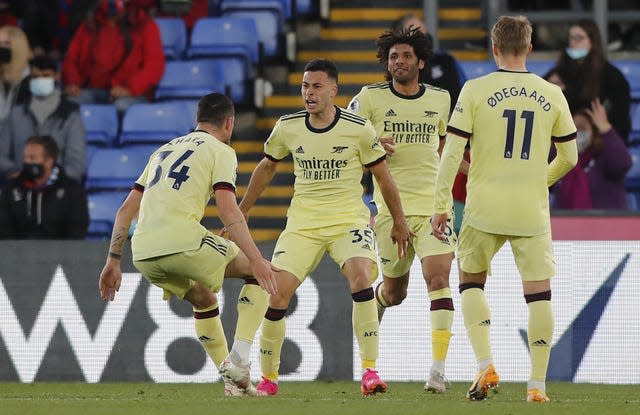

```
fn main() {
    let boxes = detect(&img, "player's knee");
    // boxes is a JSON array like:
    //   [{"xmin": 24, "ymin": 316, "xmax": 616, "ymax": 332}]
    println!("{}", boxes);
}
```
[
  {"xmin": 384, "ymin": 288, "xmax": 407, "ymax": 306},
  {"xmin": 426, "ymin": 274, "xmax": 449, "ymax": 292}
]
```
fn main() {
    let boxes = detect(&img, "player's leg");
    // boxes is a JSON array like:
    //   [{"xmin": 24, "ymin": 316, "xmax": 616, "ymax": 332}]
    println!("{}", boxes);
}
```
[
  {"xmin": 416, "ymin": 213, "xmax": 457, "ymax": 393},
  {"xmin": 256, "ymin": 228, "xmax": 322, "ymax": 396},
  {"xmin": 373, "ymin": 215, "xmax": 414, "ymax": 320},
  {"xmin": 511, "ymin": 232, "xmax": 556, "ymax": 403},
  {"xmin": 421, "ymin": 252, "xmax": 455, "ymax": 393},
  {"xmin": 457, "ymin": 225, "xmax": 503, "ymax": 400}
]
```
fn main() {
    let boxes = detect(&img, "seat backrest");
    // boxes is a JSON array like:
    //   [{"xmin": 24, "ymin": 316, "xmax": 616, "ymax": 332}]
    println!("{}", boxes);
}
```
[
  {"xmin": 630, "ymin": 102, "xmax": 640, "ymax": 144},
  {"xmin": 625, "ymin": 145, "xmax": 640, "ymax": 191},
  {"xmin": 86, "ymin": 147, "xmax": 157, "ymax": 191},
  {"xmin": 155, "ymin": 17, "xmax": 187, "ymax": 60},
  {"xmin": 187, "ymin": 16, "xmax": 259, "ymax": 66},
  {"xmin": 459, "ymin": 61, "xmax": 497, "ymax": 80},
  {"xmin": 119, "ymin": 102, "xmax": 193, "ymax": 145},
  {"xmin": 217, "ymin": 57, "xmax": 249, "ymax": 103},
  {"xmin": 87, "ymin": 191, "xmax": 130, "ymax": 238},
  {"xmin": 155, "ymin": 59, "xmax": 225, "ymax": 100},
  {"xmin": 80, "ymin": 104, "xmax": 119, "ymax": 147},
  {"xmin": 220, "ymin": 1, "xmax": 284, "ymax": 57},
  {"xmin": 614, "ymin": 60, "xmax": 640, "ymax": 99}
]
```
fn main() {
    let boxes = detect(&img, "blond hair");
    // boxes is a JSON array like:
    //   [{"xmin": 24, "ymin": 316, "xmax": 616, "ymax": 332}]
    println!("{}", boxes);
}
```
[
  {"xmin": 0, "ymin": 25, "xmax": 32, "ymax": 84},
  {"xmin": 491, "ymin": 16, "xmax": 532, "ymax": 56}
]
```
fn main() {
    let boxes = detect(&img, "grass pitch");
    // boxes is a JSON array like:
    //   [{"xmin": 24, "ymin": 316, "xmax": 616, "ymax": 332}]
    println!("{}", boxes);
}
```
[{"xmin": 1, "ymin": 381, "xmax": 638, "ymax": 415}]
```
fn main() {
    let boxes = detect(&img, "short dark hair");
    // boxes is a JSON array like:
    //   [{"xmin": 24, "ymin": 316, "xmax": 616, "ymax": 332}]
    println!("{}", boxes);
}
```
[
  {"xmin": 29, "ymin": 55, "xmax": 58, "ymax": 72},
  {"xmin": 376, "ymin": 25, "xmax": 431, "ymax": 81},
  {"xmin": 197, "ymin": 93, "xmax": 235, "ymax": 126},
  {"xmin": 303, "ymin": 59, "xmax": 339, "ymax": 83},
  {"xmin": 26, "ymin": 135, "xmax": 59, "ymax": 161}
]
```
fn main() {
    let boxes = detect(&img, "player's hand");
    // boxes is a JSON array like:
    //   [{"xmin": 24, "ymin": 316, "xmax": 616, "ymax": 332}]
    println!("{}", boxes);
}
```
[
  {"xmin": 390, "ymin": 219, "xmax": 415, "ymax": 259},
  {"xmin": 99, "ymin": 261, "xmax": 122, "ymax": 301},
  {"xmin": 110, "ymin": 86, "xmax": 132, "ymax": 99},
  {"xmin": 430, "ymin": 212, "xmax": 449, "ymax": 242},
  {"xmin": 379, "ymin": 136, "xmax": 396, "ymax": 156},
  {"xmin": 251, "ymin": 258, "xmax": 278, "ymax": 295}
]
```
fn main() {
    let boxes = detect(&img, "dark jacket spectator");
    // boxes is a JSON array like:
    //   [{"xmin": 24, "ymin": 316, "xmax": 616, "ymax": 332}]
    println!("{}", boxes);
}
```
[
  {"xmin": 0, "ymin": 55, "xmax": 86, "ymax": 182},
  {"xmin": 0, "ymin": 135, "xmax": 88, "ymax": 239},
  {"xmin": 62, "ymin": 0, "xmax": 165, "ymax": 112},
  {"xmin": 553, "ymin": 99, "xmax": 632, "ymax": 210},
  {"xmin": 545, "ymin": 19, "xmax": 631, "ymax": 145},
  {"xmin": 0, "ymin": 25, "xmax": 32, "ymax": 121}
]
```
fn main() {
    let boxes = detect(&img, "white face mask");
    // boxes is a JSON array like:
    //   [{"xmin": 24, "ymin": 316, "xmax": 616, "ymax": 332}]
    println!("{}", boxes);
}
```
[
  {"xmin": 29, "ymin": 77, "xmax": 56, "ymax": 97},
  {"xmin": 576, "ymin": 130, "xmax": 592, "ymax": 153},
  {"xmin": 566, "ymin": 47, "xmax": 589, "ymax": 60}
]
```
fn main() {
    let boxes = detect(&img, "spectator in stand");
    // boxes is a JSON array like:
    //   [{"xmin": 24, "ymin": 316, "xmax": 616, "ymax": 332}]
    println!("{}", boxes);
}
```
[
  {"xmin": 392, "ymin": 13, "xmax": 464, "ymax": 112},
  {"xmin": 545, "ymin": 19, "xmax": 631, "ymax": 145},
  {"xmin": 552, "ymin": 98, "xmax": 632, "ymax": 210},
  {"xmin": 21, "ymin": 0, "xmax": 60, "ymax": 58},
  {"xmin": 0, "ymin": 1, "xmax": 17, "ymax": 27},
  {"xmin": 62, "ymin": 0, "xmax": 165, "ymax": 114},
  {"xmin": 0, "ymin": 135, "xmax": 89, "ymax": 239},
  {"xmin": 0, "ymin": 55, "xmax": 86, "ymax": 183},
  {"xmin": 0, "ymin": 25, "xmax": 32, "ymax": 121}
]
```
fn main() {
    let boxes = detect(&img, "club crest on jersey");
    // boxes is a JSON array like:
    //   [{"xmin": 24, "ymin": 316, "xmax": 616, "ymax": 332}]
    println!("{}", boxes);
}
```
[{"xmin": 331, "ymin": 146, "xmax": 349, "ymax": 154}]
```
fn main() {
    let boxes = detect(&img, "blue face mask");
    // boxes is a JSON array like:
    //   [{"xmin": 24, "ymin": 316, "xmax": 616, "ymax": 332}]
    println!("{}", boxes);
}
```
[
  {"xmin": 566, "ymin": 47, "xmax": 589, "ymax": 60},
  {"xmin": 29, "ymin": 77, "xmax": 56, "ymax": 97}
]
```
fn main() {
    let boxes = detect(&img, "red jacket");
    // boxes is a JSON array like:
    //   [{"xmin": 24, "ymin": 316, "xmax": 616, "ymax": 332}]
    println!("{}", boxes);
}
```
[{"xmin": 62, "ymin": 14, "xmax": 165, "ymax": 98}]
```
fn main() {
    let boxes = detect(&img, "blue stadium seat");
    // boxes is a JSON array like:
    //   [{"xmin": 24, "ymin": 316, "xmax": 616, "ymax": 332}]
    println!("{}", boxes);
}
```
[
  {"xmin": 87, "ymin": 191, "xmax": 129, "ymax": 238},
  {"xmin": 625, "ymin": 145, "xmax": 640, "ymax": 191},
  {"xmin": 119, "ymin": 102, "xmax": 193, "ymax": 145},
  {"xmin": 626, "ymin": 192, "xmax": 639, "ymax": 210},
  {"xmin": 155, "ymin": 17, "xmax": 187, "ymax": 60},
  {"xmin": 186, "ymin": 16, "xmax": 259, "ymax": 70},
  {"xmin": 218, "ymin": 57, "xmax": 251, "ymax": 104},
  {"xmin": 459, "ymin": 61, "xmax": 497, "ymax": 80},
  {"xmin": 526, "ymin": 60, "xmax": 554, "ymax": 77},
  {"xmin": 614, "ymin": 60, "xmax": 640, "ymax": 100},
  {"xmin": 630, "ymin": 102, "xmax": 640, "ymax": 144},
  {"xmin": 221, "ymin": 0, "xmax": 313, "ymax": 18},
  {"xmin": 155, "ymin": 60, "xmax": 225, "ymax": 100},
  {"xmin": 86, "ymin": 146, "xmax": 157, "ymax": 191},
  {"xmin": 80, "ymin": 104, "xmax": 119, "ymax": 147},
  {"xmin": 220, "ymin": 1, "xmax": 285, "ymax": 58}
]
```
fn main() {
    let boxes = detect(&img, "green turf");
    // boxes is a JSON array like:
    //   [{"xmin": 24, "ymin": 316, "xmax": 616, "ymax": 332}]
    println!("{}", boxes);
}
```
[{"xmin": 1, "ymin": 381, "xmax": 638, "ymax": 415}]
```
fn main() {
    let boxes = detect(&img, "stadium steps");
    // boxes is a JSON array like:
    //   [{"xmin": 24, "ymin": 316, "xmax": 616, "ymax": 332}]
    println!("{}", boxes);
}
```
[{"xmin": 224, "ymin": 0, "xmax": 487, "ymax": 241}]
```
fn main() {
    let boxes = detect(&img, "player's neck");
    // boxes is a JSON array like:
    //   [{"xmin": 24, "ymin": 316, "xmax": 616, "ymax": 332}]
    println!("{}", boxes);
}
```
[
  {"xmin": 195, "ymin": 123, "xmax": 228, "ymax": 144},
  {"xmin": 496, "ymin": 55, "xmax": 527, "ymax": 72},
  {"xmin": 392, "ymin": 79, "xmax": 420, "ymax": 96},
  {"xmin": 308, "ymin": 105, "xmax": 336, "ymax": 129}
]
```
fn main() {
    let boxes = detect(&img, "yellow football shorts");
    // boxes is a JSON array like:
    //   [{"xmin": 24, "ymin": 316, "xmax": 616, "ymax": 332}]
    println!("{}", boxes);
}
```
[
  {"xmin": 375, "ymin": 214, "xmax": 457, "ymax": 278},
  {"xmin": 457, "ymin": 224, "xmax": 556, "ymax": 281},
  {"xmin": 272, "ymin": 222, "xmax": 378, "ymax": 283},
  {"xmin": 134, "ymin": 232, "xmax": 240, "ymax": 300}
]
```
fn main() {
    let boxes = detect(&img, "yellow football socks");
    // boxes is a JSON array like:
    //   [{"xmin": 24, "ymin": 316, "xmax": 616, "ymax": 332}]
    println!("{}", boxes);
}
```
[
  {"xmin": 234, "ymin": 282, "xmax": 269, "ymax": 343},
  {"xmin": 260, "ymin": 312, "xmax": 285, "ymax": 382},
  {"xmin": 353, "ymin": 288, "xmax": 379, "ymax": 370},
  {"xmin": 527, "ymin": 298, "xmax": 554, "ymax": 382},
  {"xmin": 429, "ymin": 288, "xmax": 454, "ymax": 365},
  {"xmin": 193, "ymin": 304, "xmax": 228, "ymax": 368},
  {"xmin": 461, "ymin": 286, "xmax": 492, "ymax": 363}
]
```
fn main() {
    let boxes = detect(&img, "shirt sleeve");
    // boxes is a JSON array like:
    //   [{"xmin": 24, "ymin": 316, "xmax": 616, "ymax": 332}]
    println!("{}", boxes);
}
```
[
  {"xmin": 447, "ymin": 81, "xmax": 475, "ymax": 137},
  {"xmin": 434, "ymin": 135, "xmax": 467, "ymax": 213},
  {"xmin": 264, "ymin": 119, "xmax": 290, "ymax": 161},
  {"xmin": 348, "ymin": 87, "xmax": 371, "ymax": 119},
  {"xmin": 358, "ymin": 120, "xmax": 386, "ymax": 167},
  {"xmin": 212, "ymin": 147, "xmax": 238, "ymax": 189},
  {"xmin": 551, "ymin": 87, "xmax": 578, "ymax": 141}
]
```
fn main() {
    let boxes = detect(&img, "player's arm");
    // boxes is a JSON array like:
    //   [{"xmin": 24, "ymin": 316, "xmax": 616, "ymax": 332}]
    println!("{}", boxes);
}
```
[
  {"xmin": 99, "ymin": 188, "xmax": 142, "ymax": 301},
  {"xmin": 216, "ymin": 188, "xmax": 277, "ymax": 295},
  {"xmin": 238, "ymin": 156, "xmax": 278, "ymax": 217},
  {"xmin": 548, "ymin": 137, "xmax": 578, "ymax": 186},
  {"xmin": 432, "ymin": 133, "xmax": 467, "ymax": 240},
  {"xmin": 369, "ymin": 159, "xmax": 414, "ymax": 258}
]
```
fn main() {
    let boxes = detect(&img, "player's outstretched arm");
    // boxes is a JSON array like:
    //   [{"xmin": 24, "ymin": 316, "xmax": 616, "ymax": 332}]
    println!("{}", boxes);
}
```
[
  {"xmin": 369, "ymin": 159, "xmax": 414, "ymax": 258},
  {"xmin": 238, "ymin": 157, "xmax": 278, "ymax": 218},
  {"xmin": 216, "ymin": 188, "xmax": 278, "ymax": 295},
  {"xmin": 99, "ymin": 189, "xmax": 142, "ymax": 301}
]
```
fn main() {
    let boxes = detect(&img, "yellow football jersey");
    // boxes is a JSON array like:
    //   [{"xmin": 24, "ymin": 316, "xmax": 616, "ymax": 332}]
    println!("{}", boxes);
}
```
[
  {"xmin": 132, "ymin": 130, "xmax": 238, "ymax": 260},
  {"xmin": 445, "ymin": 70, "xmax": 576, "ymax": 236},
  {"xmin": 349, "ymin": 82, "xmax": 450, "ymax": 216},
  {"xmin": 264, "ymin": 107, "xmax": 386, "ymax": 230}
]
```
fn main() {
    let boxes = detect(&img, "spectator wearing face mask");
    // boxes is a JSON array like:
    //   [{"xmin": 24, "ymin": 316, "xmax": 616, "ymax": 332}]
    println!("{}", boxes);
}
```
[
  {"xmin": 0, "ymin": 25, "xmax": 32, "ymax": 121},
  {"xmin": 62, "ymin": 0, "xmax": 165, "ymax": 114},
  {"xmin": 0, "ymin": 135, "xmax": 89, "ymax": 239},
  {"xmin": 544, "ymin": 19, "xmax": 631, "ymax": 146},
  {"xmin": 551, "ymin": 98, "xmax": 632, "ymax": 210},
  {"xmin": 0, "ymin": 55, "xmax": 86, "ymax": 184}
]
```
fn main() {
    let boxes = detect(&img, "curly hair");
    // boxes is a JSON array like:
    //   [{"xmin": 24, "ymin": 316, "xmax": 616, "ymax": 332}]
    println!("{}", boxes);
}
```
[{"xmin": 376, "ymin": 26, "xmax": 432, "ymax": 81}]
